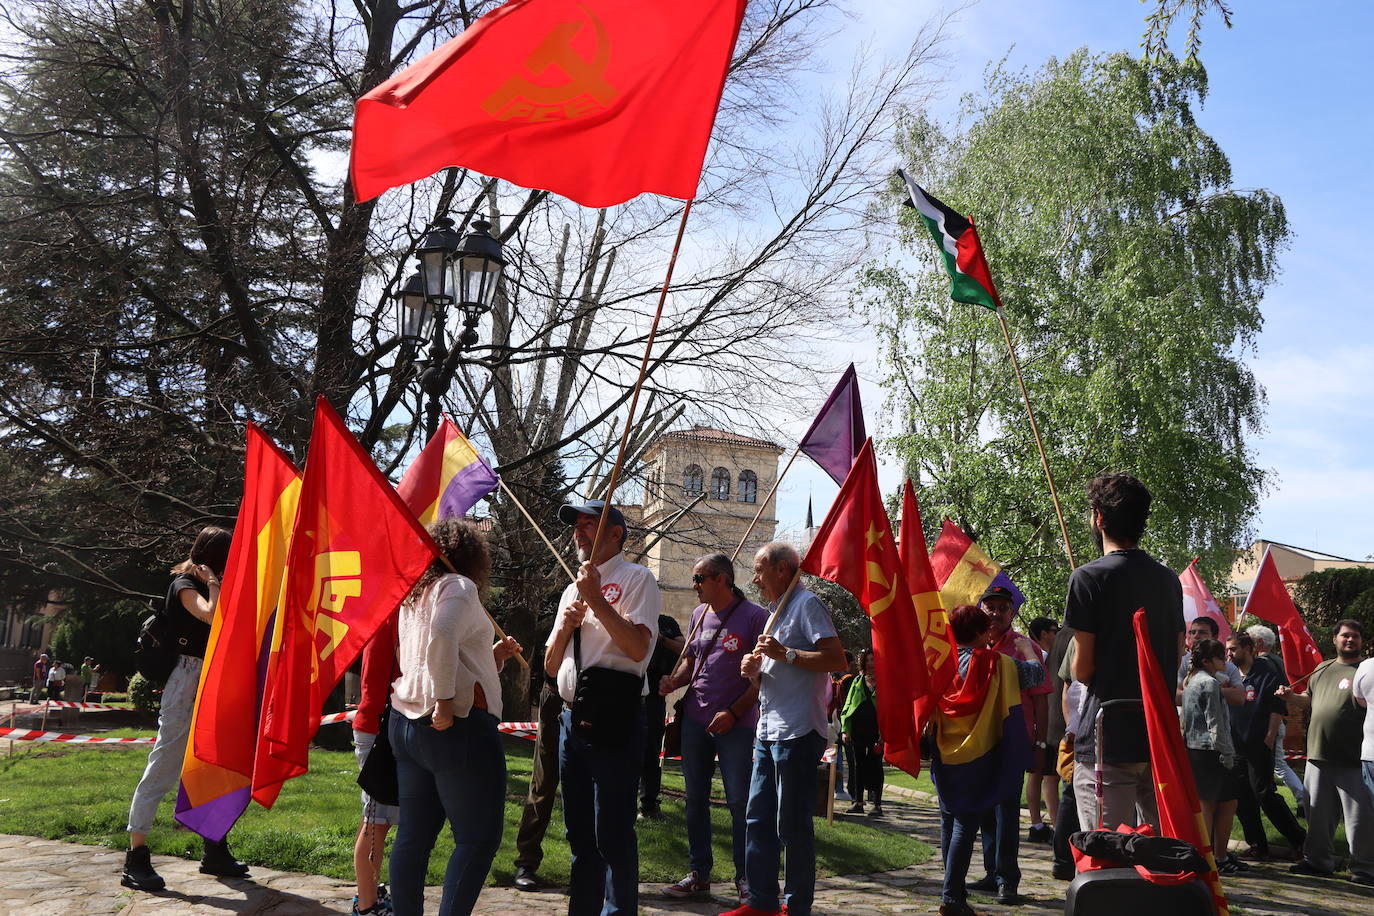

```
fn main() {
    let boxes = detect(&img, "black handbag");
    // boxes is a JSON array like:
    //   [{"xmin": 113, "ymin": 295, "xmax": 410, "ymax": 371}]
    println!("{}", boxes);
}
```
[
  {"xmin": 357, "ymin": 704, "xmax": 399, "ymax": 806},
  {"xmin": 570, "ymin": 628, "xmax": 643, "ymax": 747},
  {"xmin": 134, "ymin": 598, "xmax": 177, "ymax": 685}
]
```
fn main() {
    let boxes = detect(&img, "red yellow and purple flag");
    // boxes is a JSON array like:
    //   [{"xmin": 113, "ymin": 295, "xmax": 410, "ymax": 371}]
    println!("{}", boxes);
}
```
[
  {"xmin": 800, "ymin": 439, "xmax": 931, "ymax": 777},
  {"xmin": 351, "ymin": 0, "xmax": 747, "ymax": 207},
  {"xmin": 251, "ymin": 399, "xmax": 439, "ymax": 808},
  {"xmin": 1134, "ymin": 608, "xmax": 1230, "ymax": 915},
  {"xmin": 931, "ymin": 649, "xmax": 1029, "ymax": 814},
  {"xmin": 797, "ymin": 363, "xmax": 866, "ymax": 486},
  {"xmin": 396, "ymin": 415, "xmax": 499, "ymax": 525},
  {"xmin": 175, "ymin": 425, "xmax": 301, "ymax": 840},
  {"xmin": 1246, "ymin": 549, "xmax": 1324, "ymax": 682},
  {"xmin": 929, "ymin": 519, "xmax": 1002, "ymax": 610},
  {"xmin": 898, "ymin": 481, "xmax": 957, "ymax": 716}
]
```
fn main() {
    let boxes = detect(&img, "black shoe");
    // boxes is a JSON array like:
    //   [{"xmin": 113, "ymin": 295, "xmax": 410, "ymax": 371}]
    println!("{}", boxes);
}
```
[
  {"xmin": 513, "ymin": 866, "xmax": 539, "ymax": 891},
  {"xmin": 1051, "ymin": 863, "xmax": 1075, "ymax": 880},
  {"xmin": 1289, "ymin": 859, "xmax": 1335, "ymax": 877},
  {"xmin": 996, "ymin": 888, "xmax": 1025, "ymax": 905},
  {"xmin": 845, "ymin": 801, "xmax": 864, "ymax": 814},
  {"xmin": 966, "ymin": 875, "xmax": 997, "ymax": 893},
  {"xmin": 200, "ymin": 838, "xmax": 250, "ymax": 878},
  {"xmin": 121, "ymin": 846, "xmax": 166, "ymax": 892},
  {"xmin": 868, "ymin": 804, "xmax": 885, "ymax": 817},
  {"xmin": 1350, "ymin": 872, "xmax": 1374, "ymax": 887},
  {"xmin": 1027, "ymin": 823, "xmax": 1054, "ymax": 844},
  {"xmin": 638, "ymin": 806, "xmax": 666, "ymax": 822}
]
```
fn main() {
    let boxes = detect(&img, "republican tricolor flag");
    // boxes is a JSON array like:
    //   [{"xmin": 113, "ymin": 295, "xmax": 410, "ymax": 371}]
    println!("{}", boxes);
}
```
[
  {"xmin": 898, "ymin": 168, "xmax": 1001, "ymax": 311},
  {"xmin": 176, "ymin": 426, "xmax": 300, "ymax": 840},
  {"xmin": 929, "ymin": 519, "xmax": 1002, "ymax": 610},
  {"xmin": 397, "ymin": 416, "xmax": 499, "ymax": 525}
]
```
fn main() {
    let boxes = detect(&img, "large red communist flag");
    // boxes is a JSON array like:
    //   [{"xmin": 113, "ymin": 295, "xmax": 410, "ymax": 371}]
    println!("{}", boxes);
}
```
[
  {"xmin": 800, "ymin": 439, "xmax": 932, "ymax": 777},
  {"xmin": 1134, "ymin": 609, "xmax": 1230, "ymax": 916},
  {"xmin": 1246, "ymin": 548, "xmax": 1324, "ymax": 682},
  {"xmin": 352, "ymin": 0, "xmax": 747, "ymax": 207},
  {"xmin": 252, "ymin": 399, "xmax": 439, "ymax": 807}
]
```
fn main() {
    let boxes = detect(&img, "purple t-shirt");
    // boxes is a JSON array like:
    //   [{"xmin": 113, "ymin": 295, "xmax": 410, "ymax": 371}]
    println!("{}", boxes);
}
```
[{"xmin": 683, "ymin": 595, "xmax": 769, "ymax": 729}]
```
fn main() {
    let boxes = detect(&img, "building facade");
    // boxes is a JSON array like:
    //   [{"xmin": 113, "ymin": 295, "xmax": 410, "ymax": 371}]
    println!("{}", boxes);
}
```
[{"xmin": 636, "ymin": 426, "xmax": 783, "ymax": 625}]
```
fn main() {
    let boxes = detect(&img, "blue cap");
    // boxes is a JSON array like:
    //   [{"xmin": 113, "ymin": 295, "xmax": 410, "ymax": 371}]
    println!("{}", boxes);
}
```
[{"xmin": 558, "ymin": 499, "xmax": 627, "ymax": 530}]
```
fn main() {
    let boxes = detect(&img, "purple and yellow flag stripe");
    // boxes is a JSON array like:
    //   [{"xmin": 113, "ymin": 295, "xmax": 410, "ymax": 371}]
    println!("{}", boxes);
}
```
[
  {"xmin": 175, "ymin": 426, "xmax": 301, "ymax": 841},
  {"xmin": 397, "ymin": 416, "xmax": 499, "ymax": 525}
]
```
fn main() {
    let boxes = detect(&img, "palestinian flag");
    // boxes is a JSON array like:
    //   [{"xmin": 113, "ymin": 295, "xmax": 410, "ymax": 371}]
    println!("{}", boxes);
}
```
[{"xmin": 898, "ymin": 168, "xmax": 1001, "ymax": 311}]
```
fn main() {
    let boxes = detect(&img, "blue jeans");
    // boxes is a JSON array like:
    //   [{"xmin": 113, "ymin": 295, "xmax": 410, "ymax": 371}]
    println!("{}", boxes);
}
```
[
  {"xmin": 389, "ymin": 710, "xmax": 505, "ymax": 916},
  {"xmin": 681, "ymin": 715, "xmax": 755, "ymax": 881},
  {"xmin": 744, "ymin": 729, "xmax": 826, "ymax": 916},
  {"xmin": 978, "ymin": 794, "xmax": 1021, "ymax": 893},
  {"xmin": 1364, "ymin": 760, "xmax": 1374, "ymax": 805},
  {"xmin": 559, "ymin": 708, "xmax": 644, "ymax": 916},
  {"xmin": 940, "ymin": 802, "xmax": 987, "ymax": 904}
]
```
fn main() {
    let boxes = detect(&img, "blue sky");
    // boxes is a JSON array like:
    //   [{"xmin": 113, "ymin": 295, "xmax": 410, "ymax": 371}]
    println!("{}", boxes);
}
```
[{"xmin": 768, "ymin": 0, "xmax": 1374, "ymax": 561}]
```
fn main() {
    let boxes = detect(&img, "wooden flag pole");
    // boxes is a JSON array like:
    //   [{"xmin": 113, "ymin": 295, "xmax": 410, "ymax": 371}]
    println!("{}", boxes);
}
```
[
  {"xmin": 588, "ymin": 201, "xmax": 695, "ymax": 560},
  {"xmin": 993, "ymin": 306, "xmax": 1076, "ymax": 570},
  {"xmin": 730, "ymin": 446, "xmax": 801, "ymax": 563},
  {"xmin": 498, "ymin": 478, "xmax": 578, "ymax": 582}
]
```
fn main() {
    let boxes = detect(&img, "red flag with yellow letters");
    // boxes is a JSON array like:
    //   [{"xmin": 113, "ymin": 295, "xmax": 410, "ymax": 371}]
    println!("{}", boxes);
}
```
[
  {"xmin": 352, "ymin": 0, "xmax": 747, "ymax": 206},
  {"xmin": 800, "ymin": 439, "xmax": 932, "ymax": 777},
  {"xmin": 899, "ymin": 480, "xmax": 957, "ymax": 722},
  {"xmin": 251, "ymin": 398, "xmax": 439, "ymax": 807}
]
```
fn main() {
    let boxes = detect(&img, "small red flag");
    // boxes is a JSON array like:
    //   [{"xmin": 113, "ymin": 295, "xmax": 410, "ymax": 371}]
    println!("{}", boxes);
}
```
[
  {"xmin": 352, "ymin": 0, "xmax": 747, "ymax": 206},
  {"xmin": 1133, "ymin": 609, "xmax": 1230, "ymax": 916},
  {"xmin": 899, "ymin": 481, "xmax": 957, "ymax": 718},
  {"xmin": 1246, "ymin": 549, "xmax": 1323, "ymax": 682},
  {"xmin": 251, "ymin": 398, "xmax": 439, "ymax": 807},
  {"xmin": 800, "ymin": 440, "xmax": 932, "ymax": 777}
]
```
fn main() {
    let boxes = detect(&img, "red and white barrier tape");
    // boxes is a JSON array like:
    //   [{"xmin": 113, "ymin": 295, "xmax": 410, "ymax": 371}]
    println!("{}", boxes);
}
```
[
  {"xmin": 41, "ymin": 700, "xmax": 125, "ymax": 711},
  {"xmin": 0, "ymin": 726, "xmax": 154, "ymax": 745}
]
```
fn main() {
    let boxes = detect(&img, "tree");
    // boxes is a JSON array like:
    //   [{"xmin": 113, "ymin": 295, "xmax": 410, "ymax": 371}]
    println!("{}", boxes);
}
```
[
  {"xmin": 0, "ymin": 0, "xmax": 950, "ymax": 713},
  {"xmin": 1291, "ymin": 567, "xmax": 1374, "ymax": 647},
  {"xmin": 861, "ymin": 51, "xmax": 1289, "ymax": 614},
  {"xmin": 1141, "ymin": 0, "xmax": 1235, "ymax": 62}
]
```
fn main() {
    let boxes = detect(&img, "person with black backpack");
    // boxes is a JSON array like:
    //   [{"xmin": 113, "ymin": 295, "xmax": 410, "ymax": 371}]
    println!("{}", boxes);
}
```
[{"xmin": 122, "ymin": 525, "xmax": 249, "ymax": 892}]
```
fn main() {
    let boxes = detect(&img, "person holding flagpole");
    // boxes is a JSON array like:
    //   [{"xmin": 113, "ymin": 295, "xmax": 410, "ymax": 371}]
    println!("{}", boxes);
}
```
[
  {"xmin": 387, "ymin": 518, "xmax": 521, "ymax": 916},
  {"xmin": 123, "ymin": 526, "xmax": 249, "ymax": 892},
  {"xmin": 725, "ymin": 541, "xmax": 846, "ymax": 916}
]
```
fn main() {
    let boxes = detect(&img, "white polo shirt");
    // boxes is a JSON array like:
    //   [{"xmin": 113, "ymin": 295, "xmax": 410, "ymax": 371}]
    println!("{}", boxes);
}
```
[{"xmin": 547, "ymin": 552, "xmax": 662, "ymax": 703}]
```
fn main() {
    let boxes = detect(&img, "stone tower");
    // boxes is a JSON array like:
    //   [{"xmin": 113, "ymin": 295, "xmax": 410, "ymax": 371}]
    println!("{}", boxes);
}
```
[{"xmin": 638, "ymin": 426, "xmax": 784, "ymax": 625}]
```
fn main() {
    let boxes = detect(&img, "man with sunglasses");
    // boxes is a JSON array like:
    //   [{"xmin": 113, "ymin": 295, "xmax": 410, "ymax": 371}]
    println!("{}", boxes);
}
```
[{"xmin": 659, "ymin": 554, "xmax": 768, "ymax": 903}]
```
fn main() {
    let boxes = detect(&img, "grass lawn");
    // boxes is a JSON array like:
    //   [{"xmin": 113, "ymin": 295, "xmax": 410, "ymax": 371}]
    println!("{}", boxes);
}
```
[{"xmin": 0, "ymin": 732, "xmax": 930, "ymax": 886}]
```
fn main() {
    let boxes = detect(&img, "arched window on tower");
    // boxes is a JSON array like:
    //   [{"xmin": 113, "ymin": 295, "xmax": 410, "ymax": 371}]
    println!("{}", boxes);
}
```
[
  {"xmin": 683, "ymin": 464, "xmax": 704, "ymax": 495},
  {"xmin": 738, "ymin": 469, "xmax": 758, "ymax": 504},
  {"xmin": 710, "ymin": 467, "xmax": 731, "ymax": 500}
]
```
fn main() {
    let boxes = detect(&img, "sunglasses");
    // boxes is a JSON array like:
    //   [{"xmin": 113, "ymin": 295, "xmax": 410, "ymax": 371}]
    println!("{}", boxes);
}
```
[{"xmin": 691, "ymin": 572, "xmax": 719, "ymax": 585}]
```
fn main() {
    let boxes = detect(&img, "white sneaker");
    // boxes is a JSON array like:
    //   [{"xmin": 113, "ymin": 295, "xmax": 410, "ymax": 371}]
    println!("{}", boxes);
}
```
[{"xmin": 834, "ymin": 788, "xmax": 852, "ymax": 801}]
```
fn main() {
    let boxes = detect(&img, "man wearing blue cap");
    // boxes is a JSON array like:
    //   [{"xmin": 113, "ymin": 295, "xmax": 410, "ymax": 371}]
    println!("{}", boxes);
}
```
[{"xmin": 545, "ymin": 500, "xmax": 661, "ymax": 916}]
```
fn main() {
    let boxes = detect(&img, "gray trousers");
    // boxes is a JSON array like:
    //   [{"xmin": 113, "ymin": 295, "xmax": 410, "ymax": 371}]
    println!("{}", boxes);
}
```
[
  {"xmin": 127, "ymin": 655, "xmax": 201, "ymax": 834},
  {"xmin": 1072, "ymin": 758, "xmax": 1159, "ymax": 832},
  {"xmin": 1303, "ymin": 759, "xmax": 1374, "ymax": 876}
]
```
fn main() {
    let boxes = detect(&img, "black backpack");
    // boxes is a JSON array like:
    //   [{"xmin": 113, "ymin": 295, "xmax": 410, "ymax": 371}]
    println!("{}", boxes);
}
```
[{"xmin": 134, "ymin": 600, "xmax": 178, "ymax": 684}]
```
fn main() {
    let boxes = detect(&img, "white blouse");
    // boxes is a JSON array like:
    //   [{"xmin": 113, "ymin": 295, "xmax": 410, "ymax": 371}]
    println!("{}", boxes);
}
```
[{"xmin": 391, "ymin": 573, "xmax": 502, "ymax": 721}]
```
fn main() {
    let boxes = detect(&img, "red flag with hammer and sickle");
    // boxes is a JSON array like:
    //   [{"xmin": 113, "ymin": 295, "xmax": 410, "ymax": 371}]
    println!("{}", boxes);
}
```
[
  {"xmin": 351, "ymin": 0, "xmax": 747, "ymax": 207},
  {"xmin": 801, "ymin": 439, "xmax": 934, "ymax": 777}
]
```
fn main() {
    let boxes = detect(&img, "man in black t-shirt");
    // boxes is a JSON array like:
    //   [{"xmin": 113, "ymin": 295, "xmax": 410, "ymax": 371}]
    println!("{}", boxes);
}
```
[{"xmin": 1066, "ymin": 474, "xmax": 1184, "ymax": 831}]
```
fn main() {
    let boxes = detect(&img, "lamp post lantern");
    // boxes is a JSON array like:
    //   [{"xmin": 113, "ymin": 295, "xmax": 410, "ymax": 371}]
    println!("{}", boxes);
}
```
[{"xmin": 395, "ymin": 217, "xmax": 507, "ymax": 438}]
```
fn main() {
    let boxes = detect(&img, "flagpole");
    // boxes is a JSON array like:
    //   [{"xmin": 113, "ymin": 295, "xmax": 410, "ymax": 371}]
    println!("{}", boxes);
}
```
[
  {"xmin": 993, "ymin": 305, "xmax": 1076, "ymax": 569},
  {"xmin": 588, "ymin": 201, "xmax": 694, "ymax": 560},
  {"xmin": 731, "ymin": 446, "xmax": 800, "ymax": 563},
  {"xmin": 498, "ymin": 478, "xmax": 577, "ymax": 582}
]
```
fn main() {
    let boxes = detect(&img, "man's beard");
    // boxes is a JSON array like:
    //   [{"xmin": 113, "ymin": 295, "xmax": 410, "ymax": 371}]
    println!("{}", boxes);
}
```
[
  {"xmin": 1091, "ymin": 520, "xmax": 1105, "ymax": 553},
  {"xmin": 1338, "ymin": 646, "xmax": 1361, "ymax": 662},
  {"xmin": 576, "ymin": 543, "xmax": 591, "ymax": 562}
]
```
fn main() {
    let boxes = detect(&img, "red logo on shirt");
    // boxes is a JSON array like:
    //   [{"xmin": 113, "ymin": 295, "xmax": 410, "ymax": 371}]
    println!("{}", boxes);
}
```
[
  {"xmin": 1339, "ymin": 678, "xmax": 1352, "ymax": 691},
  {"xmin": 721, "ymin": 633, "xmax": 741, "ymax": 653},
  {"xmin": 601, "ymin": 583, "xmax": 622, "ymax": 604},
  {"xmin": 1245, "ymin": 686, "xmax": 1256, "ymax": 703}
]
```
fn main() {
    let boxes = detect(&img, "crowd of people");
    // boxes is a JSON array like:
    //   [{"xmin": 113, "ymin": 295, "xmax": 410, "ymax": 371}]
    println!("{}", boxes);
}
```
[{"xmin": 103, "ymin": 472, "xmax": 1374, "ymax": 916}]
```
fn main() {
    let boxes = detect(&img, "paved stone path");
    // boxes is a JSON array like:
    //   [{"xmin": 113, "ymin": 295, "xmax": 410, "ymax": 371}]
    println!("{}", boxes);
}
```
[{"xmin": 1, "ymin": 784, "xmax": 1369, "ymax": 915}]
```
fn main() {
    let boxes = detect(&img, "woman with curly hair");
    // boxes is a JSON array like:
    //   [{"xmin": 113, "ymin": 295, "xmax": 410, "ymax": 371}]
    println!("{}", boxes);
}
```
[{"xmin": 388, "ymin": 518, "xmax": 521, "ymax": 916}]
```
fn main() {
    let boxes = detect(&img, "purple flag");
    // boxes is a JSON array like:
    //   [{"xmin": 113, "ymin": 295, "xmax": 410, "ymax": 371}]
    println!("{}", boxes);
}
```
[
  {"xmin": 799, "ymin": 364, "xmax": 866, "ymax": 485},
  {"xmin": 990, "ymin": 569, "xmax": 1026, "ymax": 611}
]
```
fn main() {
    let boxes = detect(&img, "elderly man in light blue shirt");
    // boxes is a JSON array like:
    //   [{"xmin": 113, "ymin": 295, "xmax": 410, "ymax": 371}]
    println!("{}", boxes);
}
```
[{"xmin": 723, "ymin": 542, "xmax": 846, "ymax": 916}]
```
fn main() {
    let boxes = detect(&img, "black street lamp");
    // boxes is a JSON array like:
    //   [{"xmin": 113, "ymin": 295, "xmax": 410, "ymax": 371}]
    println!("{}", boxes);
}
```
[{"xmin": 394, "ymin": 218, "xmax": 507, "ymax": 438}]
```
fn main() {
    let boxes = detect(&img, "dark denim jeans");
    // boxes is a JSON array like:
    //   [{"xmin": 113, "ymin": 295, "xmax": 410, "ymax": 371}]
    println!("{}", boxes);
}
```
[
  {"xmin": 978, "ymin": 794, "xmax": 1022, "ymax": 893},
  {"xmin": 388, "ymin": 709, "xmax": 505, "ymax": 916},
  {"xmin": 744, "ymin": 729, "xmax": 826, "ymax": 916},
  {"xmin": 559, "ymin": 708, "xmax": 645, "ymax": 916},
  {"xmin": 939, "ymin": 801, "xmax": 987, "ymax": 904},
  {"xmin": 681, "ymin": 715, "xmax": 755, "ymax": 881},
  {"xmin": 1051, "ymin": 777, "xmax": 1080, "ymax": 872}
]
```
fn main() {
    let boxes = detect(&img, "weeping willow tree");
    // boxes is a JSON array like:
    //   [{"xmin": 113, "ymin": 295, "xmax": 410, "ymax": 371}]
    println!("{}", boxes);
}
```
[{"xmin": 862, "ymin": 51, "xmax": 1289, "ymax": 611}]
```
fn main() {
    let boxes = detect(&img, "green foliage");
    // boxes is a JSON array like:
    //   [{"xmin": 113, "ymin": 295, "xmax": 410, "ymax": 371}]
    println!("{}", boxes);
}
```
[
  {"xmin": 127, "ymin": 673, "xmax": 160, "ymax": 714},
  {"xmin": 1292, "ymin": 567, "xmax": 1374, "ymax": 643},
  {"xmin": 51, "ymin": 596, "xmax": 148, "ymax": 678},
  {"xmin": 864, "ymin": 52, "xmax": 1288, "ymax": 613},
  {"xmin": 0, "ymin": 737, "xmax": 930, "ymax": 882},
  {"xmin": 1141, "ymin": 1, "xmax": 1235, "ymax": 63}
]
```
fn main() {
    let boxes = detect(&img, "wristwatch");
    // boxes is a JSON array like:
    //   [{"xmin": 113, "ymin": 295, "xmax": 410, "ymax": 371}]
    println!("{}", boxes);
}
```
[
  {"xmin": 1033, "ymin": 739, "xmax": 1048, "ymax": 749},
  {"xmin": 784, "ymin": 648, "xmax": 798, "ymax": 664}
]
